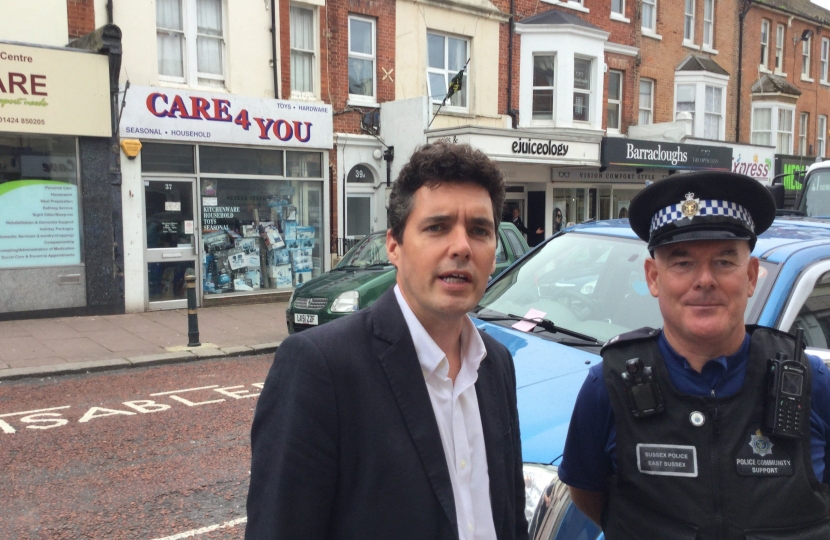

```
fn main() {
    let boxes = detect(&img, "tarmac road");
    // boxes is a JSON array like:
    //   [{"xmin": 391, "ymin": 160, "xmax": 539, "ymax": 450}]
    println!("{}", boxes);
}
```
[{"xmin": 0, "ymin": 354, "xmax": 274, "ymax": 539}]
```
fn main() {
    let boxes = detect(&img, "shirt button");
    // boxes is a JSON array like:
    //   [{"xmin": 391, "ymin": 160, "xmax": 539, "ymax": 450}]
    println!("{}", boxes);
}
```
[
  {"xmin": 460, "ymin": 459, "xmax": 467, "ymax": 469},
  {"xmin": 468, "ymin": 523, "xmax": 474, "ymax": 532}
]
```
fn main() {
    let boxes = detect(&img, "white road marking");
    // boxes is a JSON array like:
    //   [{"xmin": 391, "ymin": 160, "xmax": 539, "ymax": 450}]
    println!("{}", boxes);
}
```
[
  {"xmin": 0, "ymin": 405, "xmax": 71, "ymax": 417},
  {"xmin": 150, "ymin": 385, "xmax": 220, "ymax": 396},
  {"xmin": 150, "ymin": 517, "xmax": 248, "ymax": 540}
]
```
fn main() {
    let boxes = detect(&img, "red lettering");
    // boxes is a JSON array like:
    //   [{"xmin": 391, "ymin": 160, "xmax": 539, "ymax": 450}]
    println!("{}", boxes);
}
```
[
  {"xmin": 168, "ymin": 95, "xmax": 196, "ymax": 119},
  {"xmin": 146, "ymin": 93, "xmax": 169, "ymax": 117},
  {"xmin": 190, "ymin": 97, "xmax": 211, "ymax": 120},
  {"xmin": 211, "ymin": 99, "xmax": 232, "ymax": 121},
  {"xmin": 0, "ymin": 77, "xmax": 6, "ymax": 93},
  {"xmin": 253, "ymin": 117, "xmax": 274, "ymax": 140},
  {"xmin": 30, "ymin": 74, "xmax": 47, "ymax": 96},
  {"xmin": 274, "ymin": 119, "xmax": 293, "ymax": 142},
  {"xmin": 293, "ymin": 121, "xmax": 312, "ymax": 143},
  {"xmin": 9, "ymin": 73, "xmax": 27, "ymax": 94}
]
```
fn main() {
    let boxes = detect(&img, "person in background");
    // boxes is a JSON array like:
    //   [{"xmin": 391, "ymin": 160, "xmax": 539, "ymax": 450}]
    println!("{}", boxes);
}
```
[
  {"xmin": 552, "ymin": 208, "xmax": 563, "ymax": 234},
  {"xmin": 618, "ymin": 207, "xmax": 628, "ymax": 219},
  {"xmin": 511, "ymin": 207, "xmax": 542, "ymax": 238}
]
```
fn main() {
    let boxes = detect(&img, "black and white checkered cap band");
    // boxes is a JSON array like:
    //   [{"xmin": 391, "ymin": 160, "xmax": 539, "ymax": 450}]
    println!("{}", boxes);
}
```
[{"xmin": 650, "ymin": 199, "xmax": 755, "ymax": 234}]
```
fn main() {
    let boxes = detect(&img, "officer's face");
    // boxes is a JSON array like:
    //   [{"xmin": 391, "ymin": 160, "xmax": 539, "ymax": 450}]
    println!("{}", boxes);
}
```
[
  {"xmin": 387, "ymin": 182, "xmax": 497, "ymax": 327},
  {"xmin": 645, "ymin": 240, "xmax": 759, "ymax": 352}
]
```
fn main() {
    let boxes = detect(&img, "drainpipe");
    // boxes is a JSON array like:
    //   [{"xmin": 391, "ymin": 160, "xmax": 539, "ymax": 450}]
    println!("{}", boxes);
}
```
[
  {"xmin": 107, "ymin": 0, "xmax": 113, "ymax": 24},
  {"xmin": 736, "ymin": 0, "xmax": 753, "ymax": 142},
  {"xmin": 506, "ymin": 0, "xmax": 518, "ymax": 128},
  {"xmin": 271, "ymin": 0, "xmax": 279, "ymax": 99}
]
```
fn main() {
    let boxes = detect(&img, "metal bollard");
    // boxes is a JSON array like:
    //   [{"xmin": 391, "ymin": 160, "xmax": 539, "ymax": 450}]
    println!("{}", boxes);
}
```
[{"xmin": 185, "ymin": 275, "xmax": 201, "ymax": 347}]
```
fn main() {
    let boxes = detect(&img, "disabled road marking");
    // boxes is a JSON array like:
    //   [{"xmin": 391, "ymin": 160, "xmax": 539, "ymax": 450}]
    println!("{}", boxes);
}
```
[{"xmin": 149, "ymin": 516, "xmax": 247, "ymax": 540}]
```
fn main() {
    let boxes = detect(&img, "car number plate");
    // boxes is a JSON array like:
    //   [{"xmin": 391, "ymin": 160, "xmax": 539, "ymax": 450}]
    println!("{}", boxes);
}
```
[{"xmin": 294, "ymin": 313, "xmax": 318, "ymax": 325}]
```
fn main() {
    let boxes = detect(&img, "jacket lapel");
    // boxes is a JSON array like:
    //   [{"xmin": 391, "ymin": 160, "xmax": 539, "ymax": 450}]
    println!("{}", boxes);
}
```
[
  {"xmin": 371, "ymin": 289, "xmax": 459, "ymax": 537},
  {"xmin": 476, "ymin": 349, "xmax": 508, "ymax": 537}
]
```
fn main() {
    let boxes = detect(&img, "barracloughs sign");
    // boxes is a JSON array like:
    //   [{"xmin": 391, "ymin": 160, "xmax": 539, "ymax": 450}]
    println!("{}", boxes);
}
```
[{"xmin": 602, "ymin": 138, "xmax": 732, "ymax": 170}]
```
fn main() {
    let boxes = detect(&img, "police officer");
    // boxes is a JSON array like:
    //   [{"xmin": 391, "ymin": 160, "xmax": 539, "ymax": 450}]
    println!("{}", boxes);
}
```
[{"xmin": 558, "ymin": 172, "xmax": 830, "ymax": 539}]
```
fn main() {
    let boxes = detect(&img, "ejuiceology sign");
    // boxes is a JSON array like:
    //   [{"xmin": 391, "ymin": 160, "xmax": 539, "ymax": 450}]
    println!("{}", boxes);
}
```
[{"xmin": 119, "ymin": 85, "xmax": 333, "ymax": 149}]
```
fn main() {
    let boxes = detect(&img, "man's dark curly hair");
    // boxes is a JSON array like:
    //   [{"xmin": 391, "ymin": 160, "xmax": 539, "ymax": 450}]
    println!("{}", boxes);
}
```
[{"xmin": 388, "ymin": 142, "xmax": 505, "ymax": 243}]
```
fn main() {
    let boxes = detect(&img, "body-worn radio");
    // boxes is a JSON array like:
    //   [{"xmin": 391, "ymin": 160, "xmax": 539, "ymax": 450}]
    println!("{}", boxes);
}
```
[
  {"xmin": 764, "ymin": 328, "xmax": 808, "ymax": 439},
  {"xmin": 620, "ymin": 357, "xmax": 665, "ymax": 417}
]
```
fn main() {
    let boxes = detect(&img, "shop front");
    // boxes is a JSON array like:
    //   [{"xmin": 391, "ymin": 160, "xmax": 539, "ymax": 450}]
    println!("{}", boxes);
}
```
[
  {"xmin": 119, "ymin": 86, "xmax": 332, "ymax": 311},
  {"xmin": 426, "ymin": 126, "xmax": 602, "ymax": 245},
  {"xmin": 0, "ymin": 41, "xmax": 116, "ymax": 317}
]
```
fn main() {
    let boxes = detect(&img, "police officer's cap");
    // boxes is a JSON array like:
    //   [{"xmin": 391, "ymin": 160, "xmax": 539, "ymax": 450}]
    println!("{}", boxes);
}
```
[{"xmin": 628, "ymin": 171, "xmax": 776, "ymax": 252}]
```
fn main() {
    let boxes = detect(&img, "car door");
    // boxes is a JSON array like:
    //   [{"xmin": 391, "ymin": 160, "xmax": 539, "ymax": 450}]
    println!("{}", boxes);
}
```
[{"xmin": 776, "ymin": 258, "xmax": 830, "ymax": 361}]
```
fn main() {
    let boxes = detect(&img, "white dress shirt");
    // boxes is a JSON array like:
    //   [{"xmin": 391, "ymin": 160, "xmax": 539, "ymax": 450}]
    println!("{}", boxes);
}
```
[{"xmin": 394, "ymin": 285, "xmax": 497, "ymax": 540}]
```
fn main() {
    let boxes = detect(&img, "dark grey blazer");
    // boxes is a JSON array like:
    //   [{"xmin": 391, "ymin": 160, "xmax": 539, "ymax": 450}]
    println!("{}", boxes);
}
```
[{"xmin": 245, "ymin": 287, "xmax": 528, "ymax": 540}]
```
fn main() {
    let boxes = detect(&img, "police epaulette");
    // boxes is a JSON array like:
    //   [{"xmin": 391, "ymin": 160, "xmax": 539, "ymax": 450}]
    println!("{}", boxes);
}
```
[{"xmin": 600, "ymin": 327, "xmax": 661, "ymax": 354}]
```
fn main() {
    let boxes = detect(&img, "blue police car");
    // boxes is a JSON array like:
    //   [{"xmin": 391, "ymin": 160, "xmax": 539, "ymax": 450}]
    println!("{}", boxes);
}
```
[{"xmin": 472, "ymin": 217, "xmax": 830, "ymax": 539}]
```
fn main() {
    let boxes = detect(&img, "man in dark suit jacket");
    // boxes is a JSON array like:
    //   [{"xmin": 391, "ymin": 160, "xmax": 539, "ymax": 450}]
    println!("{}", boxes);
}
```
[{"xmin": 246, "ymin": 142, "xmax": 528, "ymax": 540}]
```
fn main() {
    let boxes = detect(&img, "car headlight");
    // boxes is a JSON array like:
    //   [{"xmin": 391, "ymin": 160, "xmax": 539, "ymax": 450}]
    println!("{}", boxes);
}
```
[
  {"xmin": 331, "ymin": 290, "xmax": 360, "ymax": 313},
  {"xmin": 523, "ymin": 463, "xmax": 559, "ymax": 524}
]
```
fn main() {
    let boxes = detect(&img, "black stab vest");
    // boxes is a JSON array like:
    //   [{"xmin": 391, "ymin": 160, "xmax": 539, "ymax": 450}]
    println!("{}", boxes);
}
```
[{"xmin": 600, "ymin": 326, "xmax": 830, "ymax": 540}]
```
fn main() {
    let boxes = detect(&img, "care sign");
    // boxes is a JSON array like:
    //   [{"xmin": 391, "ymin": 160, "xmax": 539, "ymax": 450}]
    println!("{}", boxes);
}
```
[
  {"xmin": 120, "ymin": 85, "xmax": 333, "ymax": 149},
  {"xmin": 0, "ymin": 43, "xmax": 111, "ymax": 137}
]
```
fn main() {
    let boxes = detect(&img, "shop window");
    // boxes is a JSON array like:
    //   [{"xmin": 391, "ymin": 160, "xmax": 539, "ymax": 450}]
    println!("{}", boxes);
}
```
[
  {"xmin": 819, "ymin": 115, "xmax": 827, "ymax": 158},
  {"xmin": 201, "ymin": 177, "xmax": 323, "ymax": 294},
  {"xmin": 703, "ymin": 0, "xmax": 714, "ymax": 50},
  {"xmin": 607, "ymin": 70, "xmax": 622, "ymax": 132},
  {"xmin": 642, "ymin": 0, "xmax": 656, "ymax": 33},
  {"xmin": 348, "ymin": 15, "xmax": 376, "ymax": 102},
  {"xmin": 427, "ymin": 32, "xmax": 469, "ymax": 110},
  {"xmin": 760, "ymin": 20, "xmax": 770, "ymax": 70},
  {"xmin": 156, "ymin": 0, "xmax": 225, "ymax": 87},
  {"xmin": 751, "ymin": 108, "xmax": 772, "ymax": 146},
  {"xmin": 286, "ymin": 151, "xmax": 323, "ymax": 178},
  {"xmin": 141, "ymin": 143, "xmax": 195, "ymax": 174},
  {"xmin": 703, "ymin": 85, "xmax": 723, "ymax": 140},
  {"xmin": 799, "ymin": 112, "xmax": 809, "ymax": 156},
  {"xmin": 803, "ymin": 36, "xmax": 812, "ymax": 79},
  {"xmin": 532, "ymin": 54, "xmax": 555, "ymax": 121},
  {"xmin": 290, "ymin": 4, "xmax": 317, "ymax": 96},
  {"xmin": 573, "ymin": 57, "xmax": 592, "ymax": 122},
  {"xmin": 684, "ymin": 0, "xmax": 695, "ymax": 44},
  {"xmin": 775, "ymin": 24, "xmax": 785, "ymax": 72},
  {"xmin": 639, "ymin": 79, "xmax": 653, "ymax": 125},
  {"xmin": 200, "ymin": 145, "xmax": 283, "ymax": 176},
  {"xmin": 0, "ymin": 134, "xmax": 82, "ymax": 269}
]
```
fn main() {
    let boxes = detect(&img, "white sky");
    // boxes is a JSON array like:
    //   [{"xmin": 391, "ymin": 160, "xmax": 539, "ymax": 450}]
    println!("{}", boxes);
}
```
[{"xmin": 812, "ymin": 0, "xmax": 830, "ymax": 11}]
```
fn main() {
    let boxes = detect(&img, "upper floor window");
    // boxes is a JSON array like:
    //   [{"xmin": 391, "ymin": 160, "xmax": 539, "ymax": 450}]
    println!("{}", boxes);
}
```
[
  {"xmin": 775, "ymin": 24, "xmax": 785, "ymax": 72},
  {"xmin": 675, "ymin": 76, "xmax": 727, "ymax": 140},
  {"xmin": 607, "ymin": 70, "xmax": 623, "ymax": 131},
  {"xmin": 779, "ymin": 108, "xmax": 794, "ymax": 153},
  {"xmin": 573, "ymin": 57, "xmax": 592, "ymax": 122},
  {"xmin": 822, "ymin": 38, "xmax": 829, "ymax": 83},
  {"xmin": 532, "ymin": 54, "xmax": 555, "ymax": 120},
  {"xmin": 348, "ymin": 16, "xmax": 376, "ymax": 102},
  {"xmin": 642, "ymin": 0, "xmax": 657, "ymax": 32},
  {"xmin": 760, "ymin": 20, "xmax": 770, "ymax": 69},
  {"xmin": 703, "ymin": 0, "xmax": 715, "ymax": 49},
  {"xmin": 819, "ymin": 115, "xmax": 827, "ymax": 158},
  {"xmin": 704, "ymin": 85, "xmax": 723, "ymax": 139},
  {"xmin": 676, "ymin": 84, "xmax": 696, "ymax": 131},
  {"xmin": 156, "ymin": 0, "xmax": 225, "ymax": 87},
  {"xmin": 427, "ymin": 32, "xmax": 469, "ymax": 109},
  {"xmin": 803, "ymin": 36, "xmax": 812, "ymax": 79},
  {"xmin": 684, "ymin": 0, "xmax": 695, "ymax": 43},
  {"xmin": 639, "ymin": 78, "xmax": 654, "ymax": 125},
  {"xmin": 800, "ymin": 112, "xmax": 810, "ymax": 156},
  {"xmin": 612, "ymin": 0, "xmax": 624, "ymax": 16},
  {"xmin": 751, "ymin": 108, "xmax": 772, "ymax": 146},
  {"xmin": 750, "ymin": 104, "xmax": 793, "ymax": 153},
  {"xmin": 290, "ymin": 5, "xmax": 317, "ymax": 95}
]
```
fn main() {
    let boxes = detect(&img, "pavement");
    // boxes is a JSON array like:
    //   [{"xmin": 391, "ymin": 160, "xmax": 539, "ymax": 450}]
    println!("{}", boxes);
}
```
[{"xmin": 0, "ymin": 302, "xmax": 289, "ymax": 380}]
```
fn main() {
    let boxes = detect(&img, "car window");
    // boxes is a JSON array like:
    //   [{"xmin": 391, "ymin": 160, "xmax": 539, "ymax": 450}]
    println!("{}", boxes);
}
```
[
  {"xmin": 788, "ymin": 270, "xmax": 830, "ymax": 349},
  {"xmin": 340, "ymin": 234, "xmax": 389, "ymax": 267},
  {"xmin": 799, "ymin": 170, "xmax": 830, "ymax": 218},
  {"xmin": 495, "ymin": 236, "xmax": 508, "ymax": 263},
  {"xmin": 504, "ymin": 229, "xmax": 526, "ymax": 259},
  {"xmin": 479, "ymin": 232, "xmax": 661, "ymax": 342}
]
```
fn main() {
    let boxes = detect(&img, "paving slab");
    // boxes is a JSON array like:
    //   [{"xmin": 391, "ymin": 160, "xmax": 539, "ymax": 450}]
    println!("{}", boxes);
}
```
[
  {"xmin": 127, "ymin": 351, "xmax": 195, "ymax": 367},
  {"xmin": 0, "ymin": 358, "xmax": 130, "ymax": 380}
]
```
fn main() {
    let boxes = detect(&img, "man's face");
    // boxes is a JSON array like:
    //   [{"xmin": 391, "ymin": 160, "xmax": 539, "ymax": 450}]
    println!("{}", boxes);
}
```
[
  {"xmin": 387, "ymin": 182, "xmax": 497, "ymax": 325},
  {"xmin": 512, "ymin": 208, "xmax": 520, "ymax": 218},
  {"xmin": 644, "ymin": 240, "xmax": 759, "ymax": 347}
]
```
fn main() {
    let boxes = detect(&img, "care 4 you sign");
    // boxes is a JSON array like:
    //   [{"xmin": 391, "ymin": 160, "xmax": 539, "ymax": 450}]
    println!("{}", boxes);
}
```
[{"xmin": 120, "ymin": 86, "xmax": 333, "ymax": 149}]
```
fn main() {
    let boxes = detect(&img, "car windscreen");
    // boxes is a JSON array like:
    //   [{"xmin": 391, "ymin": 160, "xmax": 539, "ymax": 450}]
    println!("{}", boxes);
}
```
[
  {"xmin": 477, "ymin": 232, "xmax": 769, "ymax": 343},
  {"xmin": 339, "ymin": 234, "xmax": 389, "ymax": 267},
  {"xmin": 799, "ymin": 170, "xmax": 830, "ymax": 218}
]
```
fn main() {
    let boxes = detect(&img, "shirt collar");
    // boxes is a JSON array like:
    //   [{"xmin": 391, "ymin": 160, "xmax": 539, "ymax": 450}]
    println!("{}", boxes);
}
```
[
  {"xmin": 658, "ymin": 330, "xmax": 750, "ymax": 373},
  {"xmin": 393, "ymin": 284, "xmax": 487, "ymax": 382}
]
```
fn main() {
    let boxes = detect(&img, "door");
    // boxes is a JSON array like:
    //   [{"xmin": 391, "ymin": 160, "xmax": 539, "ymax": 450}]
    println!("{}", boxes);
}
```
[
  {"xmin": 527, "ymin": 191, "xmax": 546, "ymax": 246},
  {"xmin": 144, "ymin": 178, "xmax": 199, "ymax": 310},
  {"xmin": 346, "ymin": 194, "xmax": 373, "ymax": 238}
]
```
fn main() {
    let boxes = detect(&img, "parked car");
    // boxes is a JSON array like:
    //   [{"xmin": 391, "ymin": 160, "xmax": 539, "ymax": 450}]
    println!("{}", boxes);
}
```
[
  {"xmin": 286, "ymin": 222, "xmax": 529, "ymax": 333},
  {"xmin": 472, "ymin": 217, "xmax": 830, "ymax": 539}
]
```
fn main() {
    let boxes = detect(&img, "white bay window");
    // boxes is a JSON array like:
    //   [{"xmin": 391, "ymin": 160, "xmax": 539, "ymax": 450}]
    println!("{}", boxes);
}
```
[{"xmin": 156, "ymin": 0, "xmax": 225, "ymax": 87}]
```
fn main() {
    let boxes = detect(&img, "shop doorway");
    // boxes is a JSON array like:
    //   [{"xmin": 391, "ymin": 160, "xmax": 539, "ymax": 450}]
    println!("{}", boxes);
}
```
[
  {"xmin": 527, "ymin": 191, "xmax": 546, "ymax": 246},
  {"xmin": 144, "ymin": 178, "xmax": 199, "ymax": 310}
]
